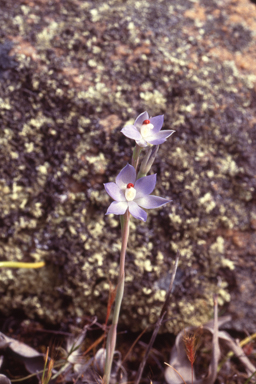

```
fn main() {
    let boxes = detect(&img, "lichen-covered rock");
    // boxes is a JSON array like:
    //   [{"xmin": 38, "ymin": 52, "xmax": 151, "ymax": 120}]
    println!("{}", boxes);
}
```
[{"xmin": 0, "ymin": 0, "xmax": 255, "ymax": 333}]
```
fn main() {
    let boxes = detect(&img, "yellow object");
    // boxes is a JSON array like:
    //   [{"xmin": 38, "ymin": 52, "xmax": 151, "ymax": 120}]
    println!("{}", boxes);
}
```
[{"xmin": 0, "ymin": 261, "xmax": 45, "ymax": 269}]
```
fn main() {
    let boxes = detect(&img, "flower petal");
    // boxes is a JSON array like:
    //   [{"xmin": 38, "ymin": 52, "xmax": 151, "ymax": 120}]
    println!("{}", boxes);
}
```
[
  {"xmin": 135, "ymin": 195, "xmax": 171, "ymax": 209},
  {"xmin": 104, "ymin": 182, "xmax": 125, "ymax": 202},
  {"xmin": 134, "ymin": 111, "xmax": 149, "ymax": 129},
  {"xmin": 134, "ymin": 174, "xmax": 156, "ymax": 199},
  {"xmin": 146, "ymin": 130, "xmax": 175, "ymax": 145},
  {"xmin": 135, "ymin": 137, "xmax": 148, "ymax": 147},
  {"xmin": 116, "ymin": 164, "xmax": 136, "ymax": 189},
  {"xmin": 106, "ymin": 201, "xmax": 128, "ymax": 215},
  {"xmin": 128, "ymin": 201, "xmax": 147, "ymax": 221},
  {"xmin": 121, "ymin": 125, "xmax": 142, "ymax": 140},
  {"xmin": 150, "ymin": 115, "xmax": 164, "ymax": 134}
]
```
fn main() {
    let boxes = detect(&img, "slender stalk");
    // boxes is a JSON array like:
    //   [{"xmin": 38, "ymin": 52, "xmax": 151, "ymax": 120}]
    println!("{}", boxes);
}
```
[
  {"xmin": 137, "ymin": 145, "xmax": 159, "ymax": 179},
  {"xmin": 104, "ymin": 210, "xmax": 130, "ymax": 384},
  {"xmin": 134, "ymin": 252, "xmax": 180, "ymax": 384},
  {"xmin": 132, "ymin": 144, "xmax": 142, "ymax": 171}
]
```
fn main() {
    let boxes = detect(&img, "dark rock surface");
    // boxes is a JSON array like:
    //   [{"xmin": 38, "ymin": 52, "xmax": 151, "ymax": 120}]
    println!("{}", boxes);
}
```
[{"xmin": 0, "ymin": 0, "xmax": 255, "ymax": 333}]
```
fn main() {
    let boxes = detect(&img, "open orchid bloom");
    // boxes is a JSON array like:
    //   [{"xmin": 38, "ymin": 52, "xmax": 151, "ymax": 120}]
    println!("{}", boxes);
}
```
[
  {"xmin": 121, "ymin": 111, "xmax": 175, "ymax": 147},
  {"xmin": 104, "ymin": 164, "xmax": 171, "ymax": 222}
]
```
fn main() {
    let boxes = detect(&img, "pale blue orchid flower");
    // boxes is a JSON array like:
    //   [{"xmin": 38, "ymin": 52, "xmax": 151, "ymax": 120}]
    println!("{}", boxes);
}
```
[
  {"xmin": 104, "ymin": 164, "xmax": 171, "ymax": 222},
  {"xmin": 121, "ymin": 111, "xmax": 175, "ymax": 148}
]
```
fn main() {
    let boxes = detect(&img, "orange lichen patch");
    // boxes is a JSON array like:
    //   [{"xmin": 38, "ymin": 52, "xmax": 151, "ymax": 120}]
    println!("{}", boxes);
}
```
[
  {"xmin": 72, "ymin": 76, "xmax": 92, "ymax": 87},
  {"xmin": 185, "ymin": 0, "xmax": 256, "ymax": 77},
  {"xmin": 232, "ymin": 232, "xmax": 251, "ymax": 249},
  {"xmin": 62, "ymin": 67, "xmax": 80, "ymax": 77},
  {"xmin": 200, "ymin": 37, "xmax": 216, "ymax": 52},
  {"xmin": 126, "ymin": 44, "xmax": 152, "ymax": 64},
  {"xmin": 9, "ymin": 36, "xmax": 39, "ymax": 61},
  {"xmin": 183, "ymin": 25, "xmax": 199, "ymax": 36},
  {"xmin": 227, "ymin": 0, "xmax": 256, "ymax": 30},
  {"xmin": 184, "ymin": 3, "xmax": 206, "ymax": 22},
  {"xmin": 148, "ymin": 60, "xmax": 159, "ymax": 69},
  {"xmin": 64, "ymin": 176, "xmax": 86, "ymax": 194},
  {"xmin": 115, "ymin": 44, "xmax": 131, "ymax": 56},
  {"xmin": 183, "ymin": 25, "xmax": 210, "ymax": 53},
  {"xmin": 235, "ymin": 51, "xmax": 256, "ymax": 71},
  {"xmin": 99, "ymin": 114, "xmax": 122, "ymax": 140},
  {"xmin": 61, "ymin": 67, "xmax": 93, "ymax": 89},
  {"xmin": 89, "ymin": 21, "xmax": 107, "ymax": 35},
  {"xmin": 212, "ymin": 9, "xmax": 221, "ymax": 18},
  {"xmin": 216, "ymin": 228, "xmax": 253, "ymax": 249},
  {"xmin": 21, "ymin": 0, "xmax": 35, "ymax": 4},
  {"xmin": 54, "ymin": 48, "xmax": 65, "ymax": 57},
  {"xmin": 250, "ymin": 219, "xmax": 256, "ymax": 230},
  {"xmin": 209, "ymin": 46, "xmax": 256, "ymax": 76},
  {"xmin": 89, "ymin": 173, "xmax": 105, "ymax": 186},
  {"xmin": 208, "ymin": 47, "xmax": 233, "ymax": 62},
  {"xmin": 133, "ymin": 45, "xmax": 151, "ymax": 56},
  {"xmin": 250, "ymin": 116, "xmax": 256, "ymax": 127},
  {"xmin": 228, "ymin": 14, "xmax": 245, "ymax": 24},
  {"xmin": 241, "ymin": 115, "xmax": 256, "ymax": 130},
  {"xmin": 22, "ymin": 0, "xmax": 60, "ymax": 4}
]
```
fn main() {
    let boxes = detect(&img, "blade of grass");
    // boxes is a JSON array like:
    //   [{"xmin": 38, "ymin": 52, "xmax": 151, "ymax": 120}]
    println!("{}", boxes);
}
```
[
  {"xmin": 83, "ymin": 333, "xmax": 106, "ymax": 357},
  {"xmin": 218, "ymin": 332, "xmax": 256, "ymax": 372},
  {"xmin": 11, "ymin": 361, "xmax": 64, "ymax": 382},
  {"xmin": 134, "ymin": 251, "xmax": 180, "ymax": 384},
  {"xmin": 244, "ymin": 370, "xmax": 256, "ymax": 384},
  {"xmin": 122, "ymin": 327, "xmax": 149, "ymax": 365},
  {"xmin": 41, "ymin": 347, "xmax": 49, "ymax": 384},
  {"xmin": 208, "ymin": 294, "xmax": 220, "ymax": 384}
]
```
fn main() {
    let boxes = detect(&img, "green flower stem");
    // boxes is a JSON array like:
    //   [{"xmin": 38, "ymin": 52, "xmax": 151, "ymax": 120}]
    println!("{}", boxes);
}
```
[
  {"xmin": 137, "ymin": 145, "xmax": 159, "ymax": 179},
  {"xmin": 132, "ymin": 144, "xmax": 142, "ymax": 171},
  {"xmin": 0, "ymin": 261, "xmax": 45, "ymax": 269},
  {"xmin": 104, "ymin": 210, "xmax": 130, "ymax": 384}
]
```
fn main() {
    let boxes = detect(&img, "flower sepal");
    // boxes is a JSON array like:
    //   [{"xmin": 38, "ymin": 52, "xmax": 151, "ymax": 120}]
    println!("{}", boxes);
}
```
[
  {"xmin": 104, "ymin": 164, "xmax": 171, "ymax": 222},
  {"xmin": 121, "ymin": 111, "xmax": 175, "ymax": 148}
]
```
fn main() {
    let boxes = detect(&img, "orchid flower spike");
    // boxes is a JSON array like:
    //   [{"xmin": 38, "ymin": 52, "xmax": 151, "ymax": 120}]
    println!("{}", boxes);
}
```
[
  {"xmin": 121, "ymin": 111, "xmax": 175, "ymax": 148},
  {"xmin": 104, "ymin": 164, "xmax": 171, "ymax": 222}
]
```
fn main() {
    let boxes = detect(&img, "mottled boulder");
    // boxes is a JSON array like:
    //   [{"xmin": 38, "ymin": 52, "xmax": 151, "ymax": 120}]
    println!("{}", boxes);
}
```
[{"xmin": 0, "ymin": 0, "xmax": 255, "ymax": 333}]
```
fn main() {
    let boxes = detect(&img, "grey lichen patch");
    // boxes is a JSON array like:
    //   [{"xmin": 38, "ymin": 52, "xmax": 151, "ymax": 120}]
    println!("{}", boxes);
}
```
[{"xmin": 140, "ymin": 90, "xmax": 167, "ymax": 114}]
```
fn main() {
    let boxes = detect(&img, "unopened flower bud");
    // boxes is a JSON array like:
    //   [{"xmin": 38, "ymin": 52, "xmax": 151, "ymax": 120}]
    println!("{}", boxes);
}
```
[{"xmin": 138, "ymin": 145, "xmax": 159, "ymax": 178}]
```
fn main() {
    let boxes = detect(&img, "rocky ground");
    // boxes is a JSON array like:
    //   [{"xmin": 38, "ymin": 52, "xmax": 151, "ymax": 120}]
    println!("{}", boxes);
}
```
[{"xmin": 0, "ymin": 0, "xmax": 256, "ymax": 382}]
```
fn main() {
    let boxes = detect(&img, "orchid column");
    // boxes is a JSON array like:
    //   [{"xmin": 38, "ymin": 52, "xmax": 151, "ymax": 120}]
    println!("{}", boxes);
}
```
[{"xmin": 103, "ymin": 112, "xmax": 174, "ymax": 384}]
